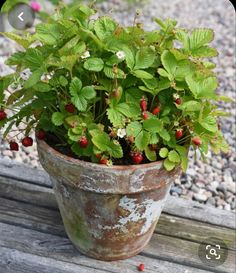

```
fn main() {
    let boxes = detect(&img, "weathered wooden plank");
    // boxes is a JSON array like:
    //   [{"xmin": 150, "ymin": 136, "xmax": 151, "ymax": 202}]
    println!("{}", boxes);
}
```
[
  {"xmin": 164, "ymin": 197, "xmax": 236, "ymax": 230},
  {"xmin": 0, "ymin": 222, "xmax": 219, "ymax": 273},
  {"xmin": 0, "ymin": 197, "xmax": 235, "ymax": 252},
  {"xmin": 0, "ymin": 246, "xmax": 107, "ymax": 273},
  {"xmin": 0, "ymin": 158, "xmax": 50, "ymax": 187},
  {"xmin": 0, "ymin": 176, "xmax": 57, "ymax": 209},
  {"xmin": 155, "ymin": 214, "xmax": 236, "ymax": 250}
]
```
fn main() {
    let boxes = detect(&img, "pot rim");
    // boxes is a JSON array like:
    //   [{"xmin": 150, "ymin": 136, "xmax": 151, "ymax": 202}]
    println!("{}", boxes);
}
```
[{"xmin": 37, "ymin": 138, "xmax": 165, "ymax": 171}]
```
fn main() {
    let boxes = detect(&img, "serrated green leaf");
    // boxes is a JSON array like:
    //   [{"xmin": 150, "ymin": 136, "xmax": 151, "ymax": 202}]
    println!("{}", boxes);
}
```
[
  {"xmin": 84, "ymin": 58, "xmax": 104, "ymax": 72},
  {"xmin": 168, "ymin": 150, "xmax": 180, "ymax": 163},
  {"xmin": 143, "ymin": 118, "xmax": 163, "ymax": 133},
  {"xmin": 199, "ymin": 116, "xmax": 218, "ymax": 133},
  {"xmin": 126, "ymin": 121, "xmax": 142, "ymax": 137},
  {"xmin": 178, "ymin": 100, "xmax": 201, "ymax": 112},
  {"xmin": 159, "ymin": 147, "xmax": 169, "ymax": 158},
  {"xmin": 149, "ymin": 133, "xmax": 159, "ymax": 144},
  {"xmin": 135, "ymin": 130, "xmax": 150, "ymax": 151},
  {"xmin": 161, "ymin": 50, "xmax": 177, "ymax": 77},
  {"xmin": 24, "ymin": 69, "xmax": 44, "ymax": 89},
  {"xmin": 81, "ymin": 86, "xmax": 96, "ymax": 100},
  {"xmin": 24, "ymin": 48, "xmax": 44, "ymax": 72},
  {"xmin": 132, "ymin": 70, "xmax": 153, "ymax": 79},
  {"xmin": 52, "ymin": 112, "xmax": 64, "ymax": 126},
  {"xmin": 103, "ymin": 66, "xmax": 126, "ymax": 79},
  {"xmin": 116, "ymin": 103, "xmax": 140, "ymax": 118},
  {"xmin": 175, "ymin": 29, "xmax": 189, "ymax": 50},
  {"xmin": 0, "ymin": 32, "xmax": 31, "ymax": 48},
  {"xmin": 159, "ymin": 129, "xmax": 171, "ymax": 141},
  {"xmin": 145, "ymin": 146, "xmax": 157, "ymax": 161},
  {"xmin": 164, "ymin": 158, "xmax": 176, "ymax": 171},
  {"xmin": 191, "ymin": 46, "xmax": 218, "ymax": 58},
  {"xmin": 109, "ymin": 140, "xmax": 123, "ymax": 158},
  {"xmin": 35, "ymin": 23, "xmax": 61, "ymax": 45},
  {"xmin": 134, "ymin": 47, "xmax": 155, "ymax": 70},
  {"xmin": 107, "ymin": 108, "xmax": 124, "ymax": 127},
  {"xmin": 186, "ymin": 75, "xmax": 218, "ymax": 99},
  {"xmin": 189, "ymin": 28, "xmax": 214, "ymax": 50},
  {"xmin": 94, "ymin": 16, "xmax": 118, "ymax": 41}
]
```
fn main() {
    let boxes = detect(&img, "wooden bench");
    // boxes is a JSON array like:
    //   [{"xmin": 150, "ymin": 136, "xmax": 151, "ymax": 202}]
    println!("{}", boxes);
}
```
[{"xmin": 0, "ymin": 158, "xmax": 235, "ymax": 273}]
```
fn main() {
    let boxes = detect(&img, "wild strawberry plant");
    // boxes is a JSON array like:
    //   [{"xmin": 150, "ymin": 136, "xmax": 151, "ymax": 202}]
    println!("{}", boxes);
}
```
[{"xmin": 0, "ymin": 4, "xmax": 230, "ymax": 170}]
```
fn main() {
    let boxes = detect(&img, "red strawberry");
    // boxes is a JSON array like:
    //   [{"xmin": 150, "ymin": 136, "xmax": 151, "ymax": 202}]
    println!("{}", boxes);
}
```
[
  {"xmin": 99, "ymin": 158, "xmax": 109, "ymax": 165},
  {"xmin": 175, "ymin": 98, "xmax": 182, "ymax": 105},
  {"xmin": 36, "ymin": 129, "xmax": 46, "ymax": 140},
  {"xmin": 176, "ymin": 129, "xmax": 183, "ymax": 139},
  {"xmin": 0, "ymin": 110, "xmax": 7, "ymax": 121},
  {"xmin": 142, "ymin": 111, "xmax": 149, "ymax": 120},
  {"xmin": 192, "ymin": 136, "xmax": 202, "ymax": 146},
  {"xmin": 131, "ymin": 152, "xmax": 143, "ymax": 164},
  {"xmin": 152, "ymin": 107, "xmax": 161, "ymax": 115},
  {"xmin": 9, "ymin": 141, "xmax": 19, "ymax": 151},
  {"xmin": 65, "ymin": 103, "xmax": 76, "ymax": 113},
  {"xmin": 140, "ymin": 96, "xmax": 147, "ymax": 111},
  {"xmin": 95, "ymin": 153, "xmax": 102, "ymax": 159},
  {"xmin": 138, "ymin": 263, "xmax": 145, "ymax": 271},
  {"xmin": 79, "ymin": 136, "xmax": 89, "ymax": 148},
  {"xmin": 22, "ymin": 136, "xmax": 33, "ymax": 147}
]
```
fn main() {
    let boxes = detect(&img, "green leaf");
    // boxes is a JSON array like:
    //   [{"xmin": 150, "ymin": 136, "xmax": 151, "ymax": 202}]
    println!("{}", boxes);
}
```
[
  {"xmin": 0, "ymin": 32, "xmax": 31, "ymax": 48},
  {"xmin": 143, "ymin": 118, "xmax": 163, "ymax": 133},
  {"xmin": 175, "ymin": 29, "xmax": 189, "ymax": 50},
  {"xmin": 5, "ymin": 52, "xmax": 25, "ymax": 66},
  {"xmin": 168, "ymin": 150, "xmax": 180, "ymax": 163},
  {"xmin": 134, "ymin": 47, "xmax": 155, "ymax": 69},
  {"xmin": 94, "ymin": 16, "xmax": 118, "ymax": 41},
  {"xmin": 164, "ymin": 158, "xmax": 176, "ymax": 171},
  {"xmin": 159, "ymin": 147, "xmax": 169, "ymax": 158},
  {"xmin": 178, "ymin": 100, "xmax": 201, "ymax": 112},
  {"xmin": 186, "ymin": 75, "xmax": 218, "ymax": 99},
  {"xmin": 81, "ymin": 86, "xmax": 96, "ymax": 100},
  {"xmin": 109, "ymin": 140, "xmax": 123, "ymax": 158},
  {"xmin": 159, "ymin": 129, "xmax": 171, "ymax": 142},
  {"xmin": 107, "ymin": 108, "xmax": 124, "ymax": 127},
  {"xmin": 145, "ymin": 146, "xmax": 157, "ymax": 161},
  {"xmin": 59, "ymin": 76, "xmax": 68, "ymax": 87},
  {"xmin": 199, "ymin": 116, "xmax": 218, "ymax": 133},
  {"xmin": 191, "ymin": 46, "xmax": 218, "ymax": 58},
  {"xmin": 132, "ymin": 70, "xmax": 153, "ymax": 79},
  {"xmin": 24, "ymin": 69, "xmax": 44, "ymax": 89},
  {"xmin": 52, "ymin": 112, "xmax": 64, "ymax": 126},
  {"xmin": 149, "ymin": 132, "xmax": 159, "ymax": 144},
  {"xmin": 35, "ymin": 23, "xmax": 61, "ymax": 45},
  {"xmin": 69, "ymin": 77, "xmax": 82, "ymax": 94},
  {"xmin": 135, "ymin": 130, "xmax": 150, "ymax": 151},
  {"xmin": 161, "ymin": 50, "xmax": 177, "ymax": 77},
  {"xmin": 33, "ymin": 82, "xmax": 51, "ymax": 92},
  {"xmin": 116, "ymin": 103, "xmax": 140, "ymax": 118},
  {"xmin": 176, "ymin": 145, "xmax": 188, "ymax": 171},
  {"xmin": 84, "ymin": 58, "xmax": 104, "ymax": 72},
  {"xmin": 103, "ymin": 66, "xmax": 126, "ymax": 79},
  {"xmin": 126, "ymin": 121, "xmax": 142, "ymax": 137},
  {"xmin": 189, "ymin": 28, "xmax": 214, "ymax": 50},
  {"xmin": 24, "ymin": 48, "xmax": 44, "ymax": 72},
  {"xmin": 158, "ymin": 68, "xmax": 170, "ymax": 78}
]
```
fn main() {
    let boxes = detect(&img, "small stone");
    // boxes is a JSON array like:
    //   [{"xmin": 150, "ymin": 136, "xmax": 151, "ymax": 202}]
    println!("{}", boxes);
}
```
[
  {"xmin": 170, "ymin": 186, "xmax": 182, "ymax": 195},
  {"xmin": 193, "ymin": 192, "xmax": 207, "ymax": 202},
  {"xmin": 191, "ymin": 184, "xmax": 200, "ymax": 193},
  {"xmin": 206, "ymin": 197, "xmax": 216, "ymax": 206},
  {"xmin": 224, "ymin": 204, "xmax": 231, "ymax": 211}
]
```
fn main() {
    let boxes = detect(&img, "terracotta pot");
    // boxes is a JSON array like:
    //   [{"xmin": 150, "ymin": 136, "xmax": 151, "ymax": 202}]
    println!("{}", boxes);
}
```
[{"xmin": 37, "ymin": 139, "xmax": 181, "ymax": 261}]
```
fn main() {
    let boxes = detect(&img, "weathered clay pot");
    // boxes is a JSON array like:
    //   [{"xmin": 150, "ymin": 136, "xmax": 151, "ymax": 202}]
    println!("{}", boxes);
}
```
[{"xmin": 37, "ymin": 139, "xmax": 181, "ymax": 261}]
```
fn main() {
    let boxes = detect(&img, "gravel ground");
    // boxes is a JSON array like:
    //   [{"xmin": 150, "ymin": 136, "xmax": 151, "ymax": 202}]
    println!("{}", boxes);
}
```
[{"xmin": 0, "ymin": 0, "xmax": 235, "ymax": 210}]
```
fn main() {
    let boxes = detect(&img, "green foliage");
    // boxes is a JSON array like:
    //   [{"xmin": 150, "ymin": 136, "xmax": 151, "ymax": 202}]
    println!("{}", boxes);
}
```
[{"xmin": 0, "ymin": 3, "xmax": 230, "ymax": 171}]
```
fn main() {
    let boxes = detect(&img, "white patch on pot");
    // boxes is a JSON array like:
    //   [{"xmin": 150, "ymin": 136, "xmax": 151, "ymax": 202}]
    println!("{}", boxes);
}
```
[{"xmin": 98, "ymin": 196, "xmax": 167, "ymax": 235}]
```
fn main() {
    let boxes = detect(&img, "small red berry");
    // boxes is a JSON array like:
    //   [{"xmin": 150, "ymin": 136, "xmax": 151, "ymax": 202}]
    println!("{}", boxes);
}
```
[
  {"xmin": 138, "ymin": 263, "xmax": 145, "ymax": 271},
  {"xmin": 22, "ymin": 137, "xmax": 33, "ymax": 147},
  {"xmin": 9, "ymin": 141, "xmax": 19, "ymax": 151},
  {"xmin": 0, "ymin": 110, "xmax": 7, "ymax": 121},
  {"xmin": 99, "ymin": 158, "xmax": 108, "ymax": 165},
  {"xmin": 175, "ymin": 98, "xmax": 182, "ymax": 105},
  {"xmin": 79, "ymin": 136, "xmax": 89, "ymax": 148},
  {"xmin": 192, "ymin": 136, "xmax": 202, "ymax": 146},
  {"xmin": 140, "ymin": 96, "xmax": 147, "ymax": 111},
  {"xmin": 36, "ymin": 129, "xmax": 46, "ymax": 140},
  {"xmin": 65, "ymin": 103, "xmax": 76, "ymax": 113},
  {"xmin": 176, "ymin": 129, "xmax": 183, "ymax": 139},
  {"xmin": 95, "ymin": 153, "xmax": 102, "ymax": 159},
  {"xmin": 131, "ymin": 152, "xmax": 143, "ymax": 164},
  {"xmin": 142, "ymin": 111, "xmax": 149, "ymax": 120},
  {"xmin": 152, "ymin": 107, "xmax": 161, "ymax": 115}
]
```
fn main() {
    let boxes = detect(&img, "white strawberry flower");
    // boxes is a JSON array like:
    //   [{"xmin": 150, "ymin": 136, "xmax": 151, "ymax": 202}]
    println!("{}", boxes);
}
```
[
  {"xmin": 81, "ymin": 51, "xmax": 90, "ymax": 59},
  {"xmin": 116, "ymin": 51, "xmax": 126, "ymax": 59},
  {"xmin": 117, "ymin": 128, "xmax": 126, "ymax": 138},
  {"xmin": 41, "ymin": 71, "xmax": 54, "ymax": 82},
  {"xmin": 20, "ymin": 68, "xmax": 32, "ymax": 81},
  {"xmin": 173, "ymin": 93, "xmax": 180, "ymax": 100}
]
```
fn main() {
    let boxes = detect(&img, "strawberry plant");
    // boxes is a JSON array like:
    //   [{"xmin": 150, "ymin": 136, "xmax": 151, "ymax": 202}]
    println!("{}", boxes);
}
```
[{"xmin": 0, "ymin": 3, "xmax": 231, "ymax": 171}]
